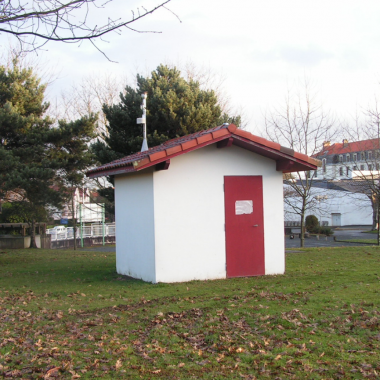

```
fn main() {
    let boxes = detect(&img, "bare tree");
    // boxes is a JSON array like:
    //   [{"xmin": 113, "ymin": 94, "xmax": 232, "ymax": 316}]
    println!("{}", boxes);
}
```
[
  {"xmin": 0, "ymin": 0, "xmax": 177, "ymax": 57},
  {"xmin": 335, "ymin": 103, "xmax": 380, "ymax": 244},
  {"xmin": 264, "ymin": 79, "xmax": 336, "ymax": 247},
  {"xmin": 1, "ymin": 43, "xmax": 60, "ymax": 86},
  {"xmin": 283, "ymin": 175, "xmax": 331, "ymax": 225},
  {"xmin": 58, "ymin": 72, "xmax": 125, "ymax": 135}
]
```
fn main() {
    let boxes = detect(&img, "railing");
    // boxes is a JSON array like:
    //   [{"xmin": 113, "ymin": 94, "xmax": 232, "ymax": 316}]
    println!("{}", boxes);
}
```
[
  {"xmin": 46, "ymin": 223, "xmax": 115, "ymax": 241},
  {"xmin": 284, "ymin": 221, "xmax": 301, "ymax": 227}
]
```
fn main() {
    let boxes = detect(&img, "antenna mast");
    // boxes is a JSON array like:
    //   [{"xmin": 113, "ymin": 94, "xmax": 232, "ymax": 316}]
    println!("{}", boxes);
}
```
[{"xmin": 137, "ymin": 92, "xmax": 148, "ymax": 152}]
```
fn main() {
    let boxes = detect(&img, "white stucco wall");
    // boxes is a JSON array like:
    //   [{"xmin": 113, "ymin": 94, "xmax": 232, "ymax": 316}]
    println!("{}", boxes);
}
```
[
  {"xmin": 114, "ymin": 171, "xmax": 156, "ymax": 282},
  {"xmin": 320, "ymin": 190, "xmax": 371, "ymax": 226},
  {"xmin": 152, "ymin": 144, "xmax": 285, "ymax": 283},
  {"xmin": 284, "ymin": 186, "xmax": 372, "ymax": 226}
]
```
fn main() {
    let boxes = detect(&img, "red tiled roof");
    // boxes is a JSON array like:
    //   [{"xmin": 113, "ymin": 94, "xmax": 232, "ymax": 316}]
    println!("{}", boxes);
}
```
[
  {"xmin": 87, "ymin": 124, "xmax": 319, "ymax": 178},
  {"xmin": 315, "ymin": 139, "xmax": 380, "ymax": 157}
]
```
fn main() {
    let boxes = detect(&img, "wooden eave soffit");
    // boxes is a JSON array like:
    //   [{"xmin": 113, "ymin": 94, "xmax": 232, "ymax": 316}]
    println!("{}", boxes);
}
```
[
  {"xmin": 217, "ymin": 137, "xmax": 234, "ymax": 149},
  {"xmin": 276, "ymin": 160, "xmax": 314, "ymax": 173},
  {"xmin": 155, "ymin": 160, "xmax": 170, "ymax": 171},
  {"xmin": 276, "ymin": 160, "xmax": 296, "ymax": 172}
]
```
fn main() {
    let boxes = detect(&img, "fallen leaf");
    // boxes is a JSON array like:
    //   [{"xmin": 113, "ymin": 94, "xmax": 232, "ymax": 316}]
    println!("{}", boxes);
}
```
[
  {"xmin": 69, "ymin": 370, "xmax": 81, "ymax": 379},
  {"xmin": 44, "ymin": 367, "xmax": 60, "ymax": 379}
]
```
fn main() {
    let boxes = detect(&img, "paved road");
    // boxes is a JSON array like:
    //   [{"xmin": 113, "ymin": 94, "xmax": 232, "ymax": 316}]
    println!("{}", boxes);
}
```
[{"xmin": 286, "ymin": 227, "xmax": 377, "ymax": 248}]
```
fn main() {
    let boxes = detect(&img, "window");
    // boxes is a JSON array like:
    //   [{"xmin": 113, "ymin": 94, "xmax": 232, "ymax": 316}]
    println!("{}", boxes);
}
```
[
  {"xmin": 353, "ymin": 165, "xmax": 358, "ymax": 170},
  {"xmin": 377, "ymin": 163, "xmax": 380, "ymax": 171},
  {"xmin": 346, "ymin": 154, "xmax": 350, "ymax": 162},
  {"xmin": 339, "ymin": 167, "xmax": 343, "ymax": 176},
  {"xmin": 361, "ymin": 152, "xmax": 365, "ymax": 160},
  {"xmin": 339, "ymin": 155, "xmax": 343, "ymax": 163},
  {"xmin": 346, "ymin": 166, "xmax": 350, "ymax": 176},
  {"xmin": 314, "ymin": 170, "xmax": 318, "ymax": 178},
  {"xmin": 360, "ymin": 164, "xmax": 365, "ymax": 170},
  {"xmin": 368, "ymin": 151, "xmax": 372, "ymax": 160},
  {"xmin": 368, "ymin": 164, "xmax": 373, "ymax": 170},
  {"xmin": 343, "ymin": 155, "xmax": 346, "ymax": 163},
  {"xmin": 322, "ymin": 158, "xmax": 326, "ymax": 173},
  {"xmin": 353, "ymin": 153, "xmax": 357, "ymax": 162}
]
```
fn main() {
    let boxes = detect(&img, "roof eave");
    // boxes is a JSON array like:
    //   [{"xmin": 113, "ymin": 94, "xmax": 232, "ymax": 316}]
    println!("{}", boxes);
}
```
[
  {"xmin": 86, "ymin": 133, "xmax": 232, "ymax": 178},
  {"xmin": 231, "ymin": 135, "xmax": 319, "ymax": 172},
  {"xmin": 87, "ymin": 124, "xmax": 319, "ymax": 178},
  {"xmin": 87, "ymin": 165, "xmax": 136, "ymax": 179}
]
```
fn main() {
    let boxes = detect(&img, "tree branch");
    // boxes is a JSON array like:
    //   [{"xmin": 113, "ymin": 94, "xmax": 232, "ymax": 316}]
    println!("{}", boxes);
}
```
[{"xmin": 0, "ymin": 0, "xmax": 176, "ymax": 55}]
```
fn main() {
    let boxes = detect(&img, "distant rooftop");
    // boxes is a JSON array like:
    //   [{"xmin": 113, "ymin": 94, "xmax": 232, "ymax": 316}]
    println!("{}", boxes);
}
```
[{"xmin": 315, "ymin": 138, "xmax": 380, "ymax": 157}]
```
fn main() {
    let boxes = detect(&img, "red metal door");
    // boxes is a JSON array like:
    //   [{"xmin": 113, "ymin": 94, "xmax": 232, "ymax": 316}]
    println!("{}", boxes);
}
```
[{"xmin": 224, "ymin": 176, "xmax": 265, "ymax": 277}]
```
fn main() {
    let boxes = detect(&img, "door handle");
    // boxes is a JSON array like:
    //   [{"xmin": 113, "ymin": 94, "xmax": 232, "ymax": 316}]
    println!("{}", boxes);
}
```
[{"xmin": 253, "ymin": 225, "xmax": 259, "ymax": 227}]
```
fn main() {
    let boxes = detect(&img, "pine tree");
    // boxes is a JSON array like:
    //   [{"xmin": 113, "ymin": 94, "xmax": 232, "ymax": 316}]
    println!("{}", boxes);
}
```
[
  {"xmin": 0, "ymin": 61, "xmax": 97, "ymax": 247},
  {"xmin": 92, "ymin": 64, "xmax": 241, "ymax": 163},
  {"xmin": 55, "ymin": 116, "xmax": 97, "ymax": 249}
]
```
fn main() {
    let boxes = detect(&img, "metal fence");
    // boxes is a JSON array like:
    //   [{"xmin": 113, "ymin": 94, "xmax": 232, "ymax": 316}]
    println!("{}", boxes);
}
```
[
  {"xmin": 46, "ymin": 223, "xmax": 115, "ymax": 241},
  {"xmin": 284, "ymin": 221, "xmax": 301, "ymax": 227}
]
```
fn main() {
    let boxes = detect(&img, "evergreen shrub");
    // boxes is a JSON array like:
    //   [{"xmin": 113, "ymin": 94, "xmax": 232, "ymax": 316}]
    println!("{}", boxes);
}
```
[
  {"xmin": 314, "ymin": 226, "xmax": 334, "ymax": 236},
  {"xmin": 305, "ymin": 215, "xmax": 319, "ymax": 232}
]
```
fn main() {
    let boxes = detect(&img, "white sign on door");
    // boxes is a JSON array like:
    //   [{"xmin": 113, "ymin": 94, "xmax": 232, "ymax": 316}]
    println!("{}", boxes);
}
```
[{"xmin": 235, "ymin": 200, "xmax": 253, "ymax": 215}]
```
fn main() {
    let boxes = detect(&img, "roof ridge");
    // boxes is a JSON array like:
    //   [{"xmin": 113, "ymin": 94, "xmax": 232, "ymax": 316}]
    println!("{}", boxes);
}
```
[{"xmin": 88, "ymin": 124, "xmax": 233, "ymax": 174}]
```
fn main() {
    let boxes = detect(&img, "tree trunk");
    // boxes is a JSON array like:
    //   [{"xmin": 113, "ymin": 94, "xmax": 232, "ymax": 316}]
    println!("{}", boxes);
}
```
[
  {"xmin": 372, "ymin": 207, "xmax": 377, "ymax": 231},
  {"xmin": 377, "ymin": 192, "xmax": 380, "ymax": 246},
  {"xmin": 72, "ymin": 194, "xmax": 77, "ymax": 250},
  {"xmin": 371, "ymin": 194, "xmax": 377, "ymax": 230},
  {"xmin": 30, "ymin": 218, "xmax": 37, "ymax": 248},
  {"xmin": 300, "ymin": 215, "xmax": 305, "ymax": 247},
  {"xmin": 299, "ymin": 198, "xmax": 307, "ymax": 248}
]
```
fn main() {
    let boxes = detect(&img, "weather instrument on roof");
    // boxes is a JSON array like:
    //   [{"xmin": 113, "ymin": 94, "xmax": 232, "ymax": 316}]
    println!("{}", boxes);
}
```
[{"xmin": 137, "ymin": 92, "xmax": 148, "ymax": 152}]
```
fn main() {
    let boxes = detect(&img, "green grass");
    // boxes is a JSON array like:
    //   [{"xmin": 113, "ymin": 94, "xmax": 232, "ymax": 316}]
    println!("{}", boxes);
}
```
[
  {"xmin": 338, "ymin": 239, "xmax": 378, "ymax": 244},
  {"xmin": 1, "ymin": 247, "xmax": 380, "ymax": 379},
  {"xmin": 361, "ymin": 230, "xmax": 378, "ymax": 234}
]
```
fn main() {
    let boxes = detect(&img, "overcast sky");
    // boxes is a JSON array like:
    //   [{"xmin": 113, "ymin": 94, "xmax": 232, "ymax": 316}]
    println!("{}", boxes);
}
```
[{"xmin": 3, "ymin": 0, "xmax": 380, "ymax": 134}]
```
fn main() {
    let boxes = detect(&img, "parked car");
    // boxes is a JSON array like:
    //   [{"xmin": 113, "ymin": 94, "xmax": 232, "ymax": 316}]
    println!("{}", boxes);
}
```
[{"xmin": 53, "ymin": 226, "xmax": 66, "ymax": 233}]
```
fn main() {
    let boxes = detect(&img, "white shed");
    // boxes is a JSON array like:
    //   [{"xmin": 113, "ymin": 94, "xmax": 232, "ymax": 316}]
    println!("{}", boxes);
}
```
[{"xmin": 87, "ymin": 124, "xmax": 318, "ymax": 283}]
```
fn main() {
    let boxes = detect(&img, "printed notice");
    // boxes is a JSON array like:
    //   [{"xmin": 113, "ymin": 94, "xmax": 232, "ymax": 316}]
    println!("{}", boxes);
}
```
[{"xmin": 235, "ymin": 200, "xmax": 253, "ymax": 215}]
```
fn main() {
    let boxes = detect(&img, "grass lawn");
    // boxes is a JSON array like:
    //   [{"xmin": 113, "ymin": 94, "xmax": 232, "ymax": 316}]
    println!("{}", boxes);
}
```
[
  {"xmin": 337, "ymin": 239, "xmax": 378, "ymax": 245},
  {"xmin": 0, "ymin": 247, "xmax": 380, "ymax": 379}
]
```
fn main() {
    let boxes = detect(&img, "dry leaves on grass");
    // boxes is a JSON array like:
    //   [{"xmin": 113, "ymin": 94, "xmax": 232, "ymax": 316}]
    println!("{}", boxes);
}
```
[{"xmin": 1, "ymin": 291, "xmax": 380, "ymax": 378}]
